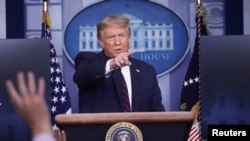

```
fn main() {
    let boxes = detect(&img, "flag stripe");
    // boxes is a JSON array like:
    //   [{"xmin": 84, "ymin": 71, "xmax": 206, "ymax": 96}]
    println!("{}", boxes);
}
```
[{"xmin": 189, "ymin": 126, "xmax": 202, "ymax": 141}]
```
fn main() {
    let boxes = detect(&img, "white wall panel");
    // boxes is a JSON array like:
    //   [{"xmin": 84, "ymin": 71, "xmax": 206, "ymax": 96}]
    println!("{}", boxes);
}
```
[
  {"xmin": 244, "ymin": 0, "xmax": 250, "ymax": 34},
  {"xmin": 0, "ymin": 0, "xmax": 6, "ymax": 38}
]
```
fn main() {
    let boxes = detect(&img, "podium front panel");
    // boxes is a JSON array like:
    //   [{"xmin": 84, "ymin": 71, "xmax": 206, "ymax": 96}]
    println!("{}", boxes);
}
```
[{"xmin": 55, "ymin": 112, "xmax": 194, "ymax": 141}]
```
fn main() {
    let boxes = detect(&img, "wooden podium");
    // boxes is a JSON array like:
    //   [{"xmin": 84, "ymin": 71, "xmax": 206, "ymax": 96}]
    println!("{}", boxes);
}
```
[{"xmin": 55, "ymin": 112, "xmax": 194, "ymax": 141}]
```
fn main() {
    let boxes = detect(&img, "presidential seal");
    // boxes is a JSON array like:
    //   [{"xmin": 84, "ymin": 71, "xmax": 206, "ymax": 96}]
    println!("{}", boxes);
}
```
[{"xmin": 105, "ymin": 122, "xmax": 143, "ymax": 141}]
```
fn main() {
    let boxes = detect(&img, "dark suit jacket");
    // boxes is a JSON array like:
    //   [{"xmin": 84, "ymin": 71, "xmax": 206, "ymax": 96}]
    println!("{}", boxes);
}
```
[{"xmin": 73, "ymin": 51, "xmax": 165, "ymax": 113}]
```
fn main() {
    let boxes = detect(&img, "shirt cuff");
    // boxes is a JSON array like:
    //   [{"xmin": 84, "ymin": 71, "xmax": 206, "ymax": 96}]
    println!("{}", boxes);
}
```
[
  {"xmin": 105, "ymin": 59, "xmax": 116, "ymax": 78},
  {"xmin": 32, "ymin": 133, "xmax": 55, "ymax": 141}
]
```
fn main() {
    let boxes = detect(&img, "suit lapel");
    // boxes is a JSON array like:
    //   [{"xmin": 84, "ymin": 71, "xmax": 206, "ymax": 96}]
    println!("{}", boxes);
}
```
[
  {"xmin": 130, "ymin": 60, "xmax": 142, "ymax": 111},
  {"xmin": 112, "ymin": 69, "xmax": 124, "ymax": 110}
]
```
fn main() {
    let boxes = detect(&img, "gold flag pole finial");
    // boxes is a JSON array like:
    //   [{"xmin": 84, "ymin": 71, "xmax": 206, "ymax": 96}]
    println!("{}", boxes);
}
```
[
  {"xmin": 42, "ymin": 0, "xmax": 51, "ymax": 28},
  {"xmin": 43, "ymin": 0, "xmax": 48, "ymax": 12},
  {"xmin": 197, "ymin": 0, "xmax": 201, "ymax": 5}
]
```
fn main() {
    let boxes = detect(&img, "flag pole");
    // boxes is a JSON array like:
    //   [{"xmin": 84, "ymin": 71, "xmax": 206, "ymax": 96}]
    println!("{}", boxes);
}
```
[{"xmin": 197, "ymin": 0, "xmax": 203, "ymax": 139}]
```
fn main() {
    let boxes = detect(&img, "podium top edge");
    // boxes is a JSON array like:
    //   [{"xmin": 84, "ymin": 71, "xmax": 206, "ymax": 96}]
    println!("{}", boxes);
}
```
[{"xmin": 55, "ymin": 111, "xmax": 194, "ymax": 125}]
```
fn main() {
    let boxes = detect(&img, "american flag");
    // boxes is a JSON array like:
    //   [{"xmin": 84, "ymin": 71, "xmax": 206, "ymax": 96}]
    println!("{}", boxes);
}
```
[
  {"xmin": 189, "ymin": 122, "xmax": 203, "ymax": 141},
  {"xmin": 180, "ymin": 1, "xmax": 210, "ymax": 141},
  {"xmin": 41, "ymin": 10, "xmax": 72, "ymax": 127}
]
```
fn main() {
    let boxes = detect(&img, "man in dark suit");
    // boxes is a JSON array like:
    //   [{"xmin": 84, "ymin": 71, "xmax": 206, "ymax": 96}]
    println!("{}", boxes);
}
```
[{"xmin": 73, "ymin": 15, "xmax": 165, "ymax": 113}]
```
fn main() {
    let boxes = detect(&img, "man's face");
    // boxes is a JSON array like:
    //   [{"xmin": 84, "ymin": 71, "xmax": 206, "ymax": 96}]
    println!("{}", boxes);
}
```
[{"xmin": 98, "ymin": 26, "xmax": 131, "ymax": 58}]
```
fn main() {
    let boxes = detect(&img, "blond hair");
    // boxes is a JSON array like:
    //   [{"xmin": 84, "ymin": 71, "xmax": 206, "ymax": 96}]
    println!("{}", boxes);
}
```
[{"xmin": 97, "ymin": 15, "xmax": 130, "ymax": 39}]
